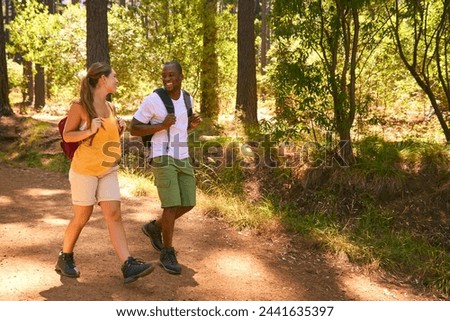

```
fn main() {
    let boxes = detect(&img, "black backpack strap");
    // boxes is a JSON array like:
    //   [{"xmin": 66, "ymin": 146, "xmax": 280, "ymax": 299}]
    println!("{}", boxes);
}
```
[
  {"xmin": 155, "ymin": 87, "xmax": 192, "ymax": 115},
  {"xmin": 154, "ymin": 88, "xmax": 174, "ymax": 114},
  {"xmin": 182, "ymin": 90, "xmax": 193, "ymax": 117},
  {"xmin": 149, "ymin": 88, "xmax": 193, "ymax": 153},
  {"xmin": 153, "ymin": 88, "xmax": 175, "ymax": 152}
]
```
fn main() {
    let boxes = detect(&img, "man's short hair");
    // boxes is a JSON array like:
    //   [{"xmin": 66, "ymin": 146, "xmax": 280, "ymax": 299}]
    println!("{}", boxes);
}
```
[{"xmin": 163, "ymin": 61, "xmax": 182, "ymax": 75}]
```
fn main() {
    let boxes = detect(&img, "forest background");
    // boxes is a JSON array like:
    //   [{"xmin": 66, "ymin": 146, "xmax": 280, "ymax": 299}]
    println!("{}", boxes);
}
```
[{"xmin": 0, "ymin": 0, "xmax": 449, "ymax": 298}]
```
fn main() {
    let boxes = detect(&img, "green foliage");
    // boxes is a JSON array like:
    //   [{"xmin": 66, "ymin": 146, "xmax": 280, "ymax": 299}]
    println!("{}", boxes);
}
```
[
  {"xmin": 355, "ymin": 136, "xmax": 450, "ymax": 176},
  {"xmin": 355, "ymin": 136, "xmax": 403, "ymax": 175},
  {"xmin": 108, "ymin": 5, "xmax": 156, "ymax": 107},
  {"xmin": 386, "ymin": 0, "xmax": 450, "ymax": 140},
  {"xmin": 7, "ymin": 0, "xmax": 51, "ymax": 63},
  {"xmin": 131, "ymin": 0, "xmax": 204, "ymax": 94},
  {"xmin": 196, "ymin": 161, "xmax": 244, "ymax": 196},
  {"xmin": 216, "ymin": 5, "xmax": 238, "ymax": 109},
  {"xmin": 6, "ymin": 59, "xmax": 22, "ymax": 89},
  {"xmin": 7, "ymin": 1, "xmax": 86, "ymax": 103},
  {"xmin": 6, "ymin": 1, "xmax": 238, "ymax": 116}
]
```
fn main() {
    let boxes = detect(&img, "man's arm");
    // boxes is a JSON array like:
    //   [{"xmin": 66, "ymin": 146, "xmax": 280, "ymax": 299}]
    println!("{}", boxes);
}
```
[{"xmin": 130, "ymin": 116, "xmax": 176, "ymax": 137}]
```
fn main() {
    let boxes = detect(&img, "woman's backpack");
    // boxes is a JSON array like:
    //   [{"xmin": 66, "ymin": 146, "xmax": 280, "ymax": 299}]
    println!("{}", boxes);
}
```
[{"xmin": 58, "ymin": 117, "xmax": 79, "ymax": 160}]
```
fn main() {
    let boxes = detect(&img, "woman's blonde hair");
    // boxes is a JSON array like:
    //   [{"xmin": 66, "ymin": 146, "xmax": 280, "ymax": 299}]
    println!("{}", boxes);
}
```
[{"xmin": 79, "ymin": 62, "xmax": 112, "ymax": 123}]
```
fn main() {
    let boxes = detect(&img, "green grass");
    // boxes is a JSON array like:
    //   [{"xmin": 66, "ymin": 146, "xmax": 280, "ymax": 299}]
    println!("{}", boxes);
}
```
[
  {"xmin": 0, "ymin": 118, "xmax": 71, "ymax": 173},
  {"xmin": 118, "ymin": 167, "xmax": 155, "ymax": 197}
]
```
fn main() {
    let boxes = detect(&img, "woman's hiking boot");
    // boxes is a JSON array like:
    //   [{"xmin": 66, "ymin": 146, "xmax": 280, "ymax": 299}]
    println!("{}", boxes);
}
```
[
  {"xmin": 55, "ymin": 251, "xmax": 80, "ymax": 278},
  {"xmin": 121, "ymin": 257, "xmax": 155, "ymax": 284}
]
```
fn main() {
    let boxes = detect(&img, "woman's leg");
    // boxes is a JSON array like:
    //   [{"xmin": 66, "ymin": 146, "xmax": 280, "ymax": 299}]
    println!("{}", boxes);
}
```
[
  {"xmin": 99, "ymin": 200, "xmax": 130, "ymax": 262},
  {"xmin": 62, "ymin": 205, "xmax": 93, "ymax": 253}
]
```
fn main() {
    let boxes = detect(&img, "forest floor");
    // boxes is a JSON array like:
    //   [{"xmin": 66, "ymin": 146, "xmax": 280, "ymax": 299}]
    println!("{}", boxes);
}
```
[{"xmin": 0, "ymin": 113, "xmax": 446, "ymax": 301}]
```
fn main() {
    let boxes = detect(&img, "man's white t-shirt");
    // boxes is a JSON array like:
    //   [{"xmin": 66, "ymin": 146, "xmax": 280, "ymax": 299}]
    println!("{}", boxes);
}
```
[{"xmin": 133, "ymin": 91, "xmax": 193, "ymax": 160}]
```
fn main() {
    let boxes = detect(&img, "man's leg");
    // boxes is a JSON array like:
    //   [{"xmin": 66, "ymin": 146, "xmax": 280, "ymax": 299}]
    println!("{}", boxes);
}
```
[
  {"xmin": 155, "ymin": 205, "xmax": 193, "ymax": 232},
  {"xmin": 159, "ymin": 206, "xmax": 182, "ymax": 274},
  {"xmin": 161, "ymin": 206, "xmax": 177, "ymax": 248}
]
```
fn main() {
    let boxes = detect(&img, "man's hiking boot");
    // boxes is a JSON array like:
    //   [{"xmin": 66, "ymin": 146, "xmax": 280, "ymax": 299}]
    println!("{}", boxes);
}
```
[
  {"xmin": 55, "ymin": 251, "xmax": 80, "ymax": 278},
  {"xmin": 121, "ymin": 257, "xmax": 155, "ymax": 284},
  {"xmin": 142, "ymin": 220, "xmax": 163, "ymax": 252},
  {"xmin": 160, "ymin": 247, "xmax": 181, "ymax": 275}
]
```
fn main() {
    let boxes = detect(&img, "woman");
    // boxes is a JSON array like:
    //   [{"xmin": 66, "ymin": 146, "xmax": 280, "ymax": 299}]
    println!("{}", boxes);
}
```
[{"xmin": 55, "ymin": 62, "xmax": 154, "ymax": 284}]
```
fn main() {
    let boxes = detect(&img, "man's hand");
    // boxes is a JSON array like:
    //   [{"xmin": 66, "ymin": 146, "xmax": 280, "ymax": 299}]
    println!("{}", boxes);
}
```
[
  {"xmin": 189, "ymin": 113, "xmax": 202, "ymax": 129},
  {"xmin": 163, "ymin": 113, "xmax": 177, "ymax": 129}
]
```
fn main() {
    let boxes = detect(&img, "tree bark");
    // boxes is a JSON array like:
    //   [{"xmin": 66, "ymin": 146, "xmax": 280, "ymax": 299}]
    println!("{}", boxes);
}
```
[
  {"xmin": 236, "ymin": 0, "xmax": 258, "ymax": 126},
  {"xmin": 0, "ymin": 0, "xmax": 13, "ymax": 117},
  {"xmin": 34, "ymin": 64, "xmax": 45, "ymax": 110},
  {"xmin": 260, "ymin": 0, "xmax": 270, "ymax": 75},
  {"xmin": 23, "ymin": 60, "xmax": 33, "ymax": 105},
  {"xmin": 200, "ymin": 0, "xmax": 220, "ymax": 123},
  {"xmin": 86, "ymin": 0, "xmax": 110, "ymax": 68}
]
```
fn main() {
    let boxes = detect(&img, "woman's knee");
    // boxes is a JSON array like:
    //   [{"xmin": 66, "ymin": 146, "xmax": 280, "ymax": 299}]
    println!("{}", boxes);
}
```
[{"xmin": 100, "ymin": 201, "xmax": 122, "ymax": 222}]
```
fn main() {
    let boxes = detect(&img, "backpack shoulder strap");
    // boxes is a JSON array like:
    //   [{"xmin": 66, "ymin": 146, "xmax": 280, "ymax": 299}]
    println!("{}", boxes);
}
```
[
  {"xmin": 182, "ymin": 90, "xmax": 193, "ymax": 117},
  {"xmin": 153, "ymin": 88, "xmax": 174, "ymax": 114},
  {"xmin": 106, "ymin": 101, "xmax": 116, "ymax": 117}
]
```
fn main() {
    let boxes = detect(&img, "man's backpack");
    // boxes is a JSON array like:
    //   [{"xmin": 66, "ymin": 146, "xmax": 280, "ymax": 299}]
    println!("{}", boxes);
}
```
[
  {"xmin": 58, "ymin": 117, "xmax": 79, "ymax": 160},
  {"xmin": 141, "ymin": 88, "xmax": 193, "ymax": 149}
]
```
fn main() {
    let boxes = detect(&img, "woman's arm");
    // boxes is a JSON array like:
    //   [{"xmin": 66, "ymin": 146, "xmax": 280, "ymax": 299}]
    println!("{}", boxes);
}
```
[{"xmin": 62, "ymin": 103, "xmax": 95, "ymax": 143}]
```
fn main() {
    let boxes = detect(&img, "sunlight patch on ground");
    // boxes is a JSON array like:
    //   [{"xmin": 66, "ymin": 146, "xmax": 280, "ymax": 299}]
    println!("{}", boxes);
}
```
[
  {"xmin": 210, "ymin": 251, "xmax": 265, "ymax": 280},
  {"xmin": 0, "ymin": 195, "xmax": 13, "ymax": 205},
  {"xmin": 0, "ymin": 257, "xmax": 55, "ymax": 300},
  {"xmin": 41, "ymin": 216, "xmax": 70, "ymax": 226},
  {"xmin": 0, "ymin": 223, "xmax": 57, "ymax": 245},
  {"xmin": 23, "ymin": 188, "xmax": 67, "ymax": 197},
  {"xmin": 337, "ymin": 274, "xmax": 400, "ymax": 300}
]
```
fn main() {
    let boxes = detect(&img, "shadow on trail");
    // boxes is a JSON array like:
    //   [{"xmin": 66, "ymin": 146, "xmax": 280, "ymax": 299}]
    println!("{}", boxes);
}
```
[{"xmin": 39, "ymin": 265, "xmax": 200, "ymax": 301}]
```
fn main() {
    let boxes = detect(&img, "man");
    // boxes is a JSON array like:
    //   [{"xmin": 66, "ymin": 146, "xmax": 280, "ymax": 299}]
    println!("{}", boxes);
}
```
[{"xmin": 130, "ymin": 61, "xmax": 201, "ymax": 274}]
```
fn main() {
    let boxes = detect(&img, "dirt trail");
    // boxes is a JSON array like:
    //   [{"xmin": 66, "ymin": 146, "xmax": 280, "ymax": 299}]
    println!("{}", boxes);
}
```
[{"xmin": 0, "ymin": 163, "xmax": 440, "ymax": 301}]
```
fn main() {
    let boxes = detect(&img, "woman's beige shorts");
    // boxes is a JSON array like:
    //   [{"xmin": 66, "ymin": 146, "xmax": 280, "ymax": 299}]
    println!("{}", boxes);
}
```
[{"xmin": 69, "ymin": 167, "xmax": 121, "ymax": 206}]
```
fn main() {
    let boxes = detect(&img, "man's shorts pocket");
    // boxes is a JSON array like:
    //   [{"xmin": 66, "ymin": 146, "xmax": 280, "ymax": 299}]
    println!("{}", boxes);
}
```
[{"xmin": 155, "ymin": 179, "xmax": 170, "ymax": 189}]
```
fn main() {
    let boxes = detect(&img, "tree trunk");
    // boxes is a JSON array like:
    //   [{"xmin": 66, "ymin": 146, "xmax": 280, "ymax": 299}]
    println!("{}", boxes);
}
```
[
  {"xmin": 34, "ymin": 64, "xmax": 45, "ymax": 110},
  {"xmin": 44, "ymin": 0, "xmax": 55, "ymax": 14},
  {"xmin": 0, "ymin": 0, "xmax": 13, "ymax": 117},
  {"xmin": 260, "ymin": 0, "xmax": 270, "ymax": 75},
  {"xmin": 86, "ymin": 0, "xmax": 110, "ymax": 68},
  {"xmin": 4, "ymin": 0, "xmax": 10, "ymax": 42},
  {"xmin": 236, "ymin": 0, "xmax": 258, "ymax": 126},
  {"xmin": 23, "ymin": 60, "xmax": 33, "ymax": 105},
  {"xmin": 200, "ymin": 0, "xmax": 220, "ymax": 123}
]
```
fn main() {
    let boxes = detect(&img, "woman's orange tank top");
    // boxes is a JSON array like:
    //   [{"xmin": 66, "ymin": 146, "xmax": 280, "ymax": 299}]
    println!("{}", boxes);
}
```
[{"xmin": 71, "ymin": 111, "xmax": 121, "ymax": 176}]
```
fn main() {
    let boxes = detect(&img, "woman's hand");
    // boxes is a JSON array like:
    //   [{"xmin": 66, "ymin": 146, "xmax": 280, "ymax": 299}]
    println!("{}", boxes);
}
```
[
  {"xmin": 90, "ymin": 117, "xmax": 103, "ymax": 134},
  {"xmin": 117, "ymin": 117, "xmax": 126, "ymax": 135}
]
